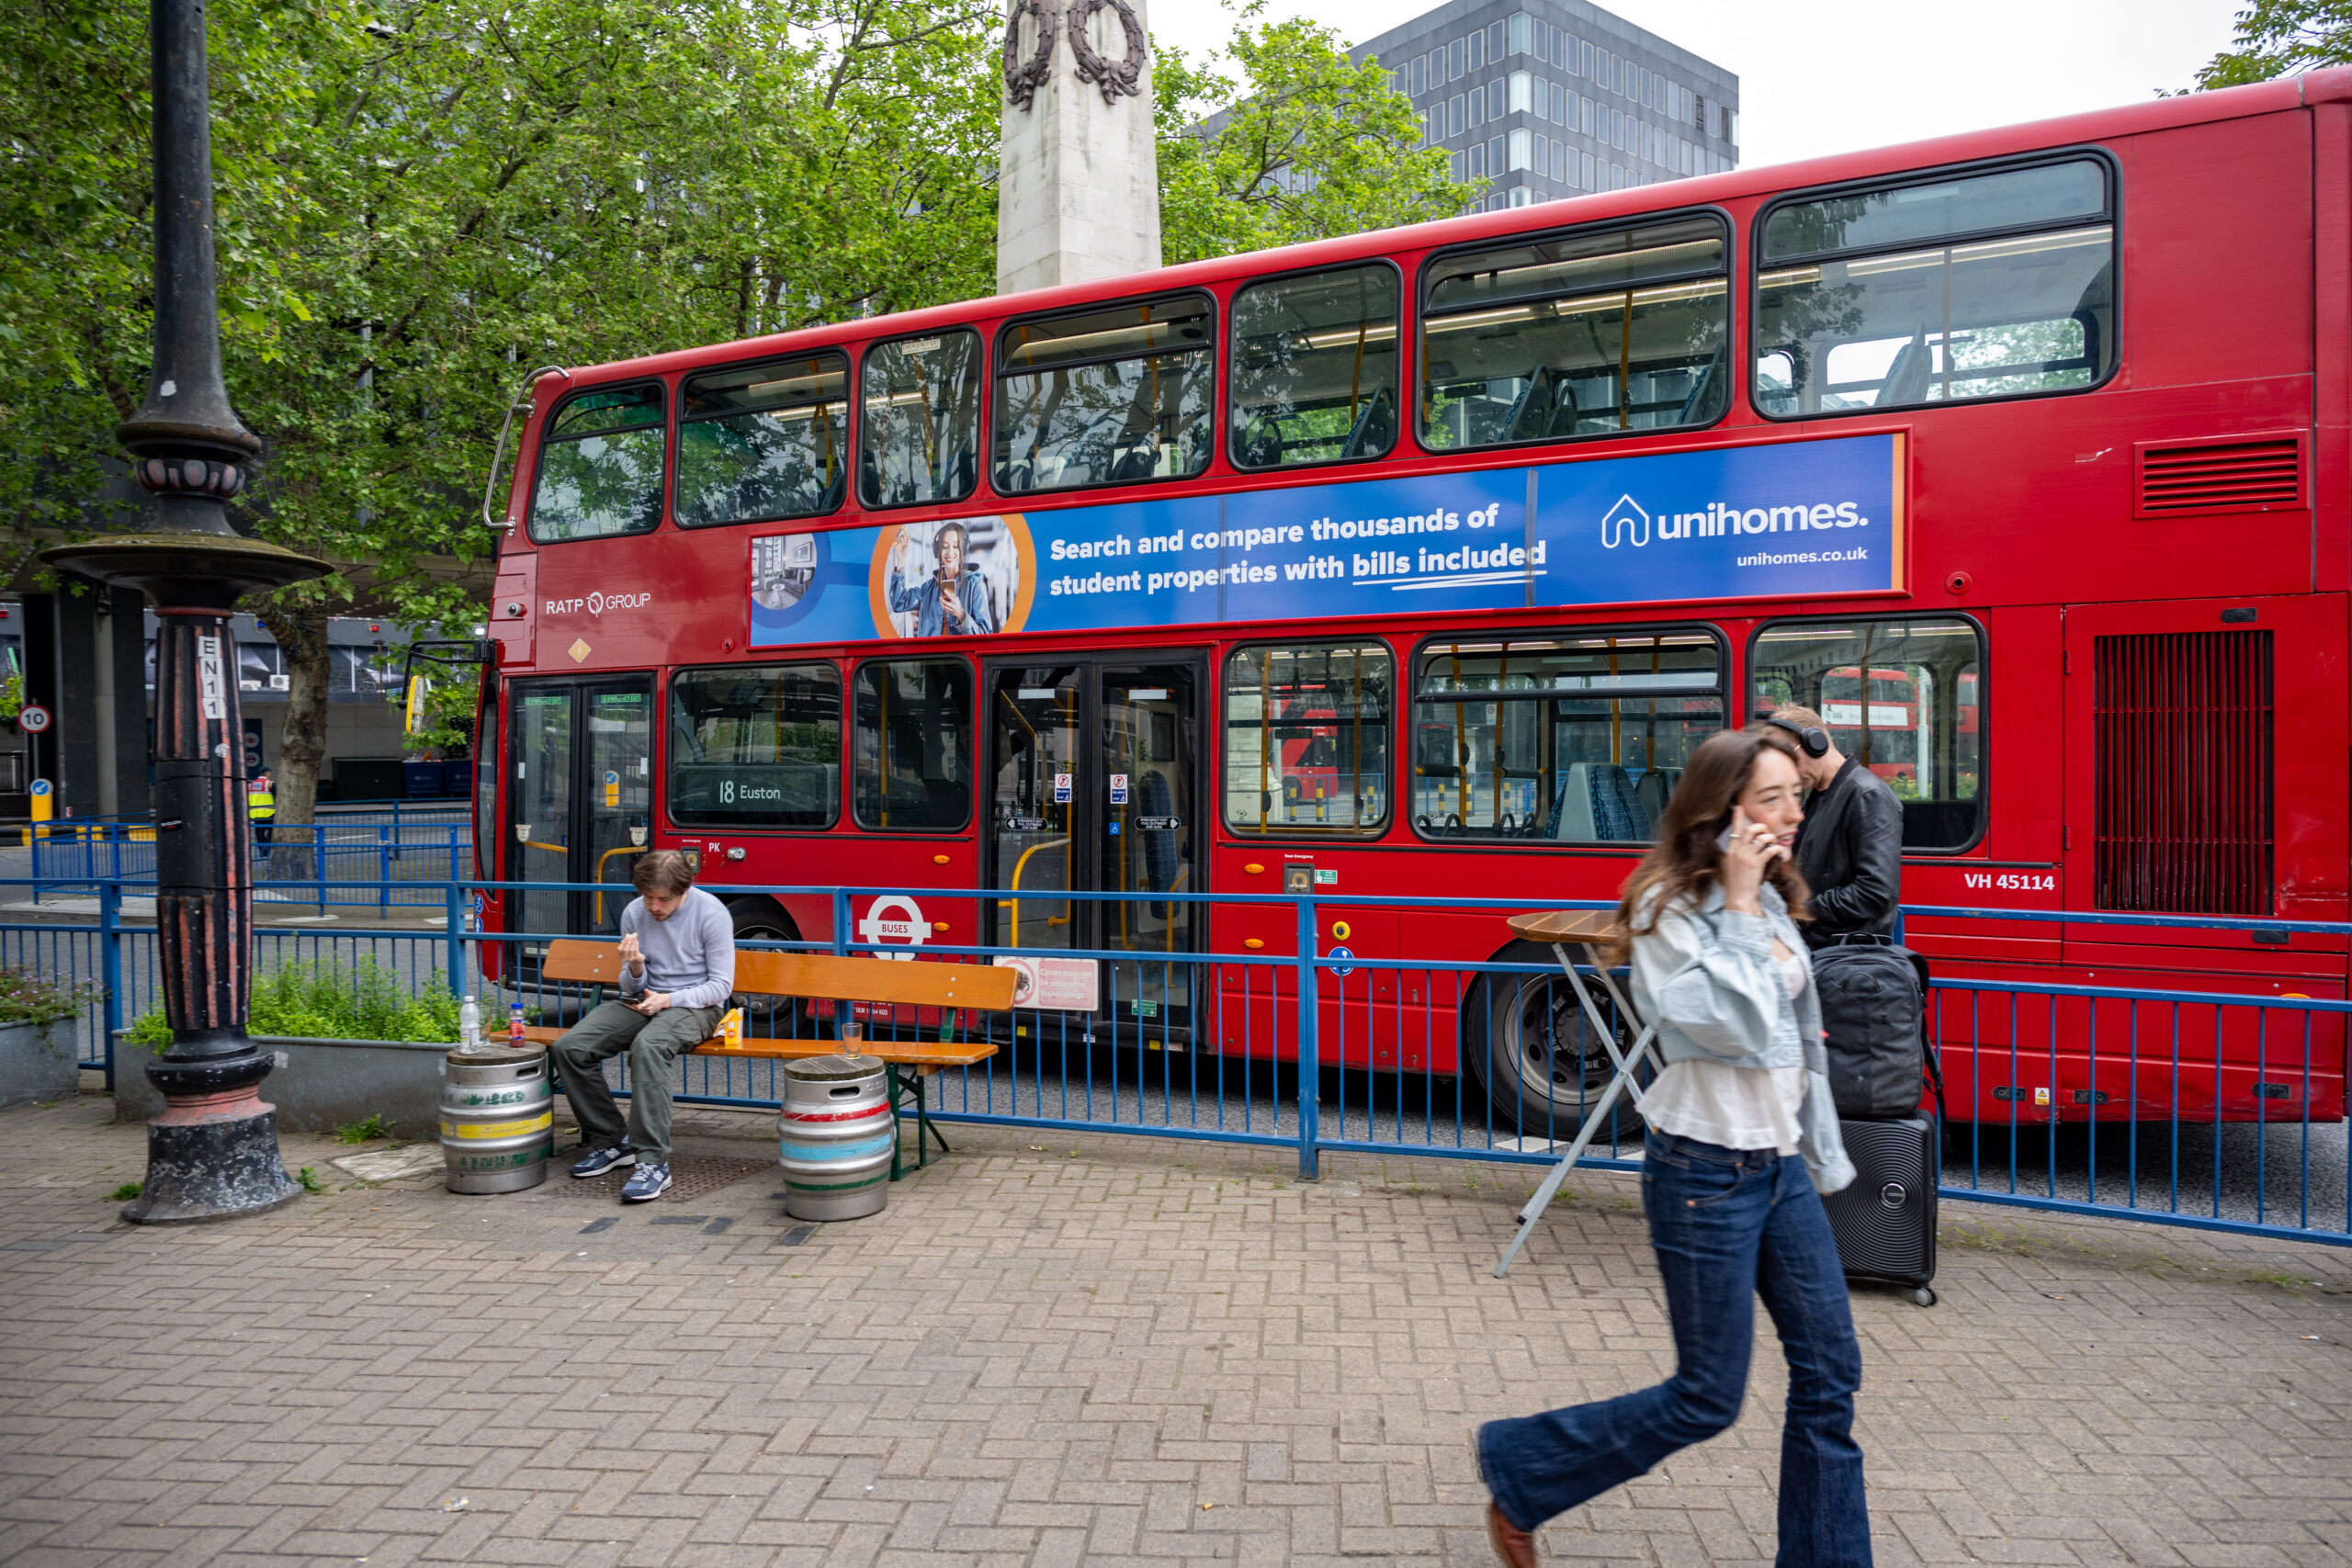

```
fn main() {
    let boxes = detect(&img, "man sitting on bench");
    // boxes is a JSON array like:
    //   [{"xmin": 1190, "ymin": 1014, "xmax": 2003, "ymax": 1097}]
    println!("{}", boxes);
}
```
[{"xmin": 552, "ymin": 850, "xmax": 735, "ymax": 1201}]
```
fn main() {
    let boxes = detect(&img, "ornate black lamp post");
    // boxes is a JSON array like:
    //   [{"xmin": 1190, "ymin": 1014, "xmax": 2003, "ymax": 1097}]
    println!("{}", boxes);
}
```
[{"xmin": 43, "ymin": 0, "xmax": 327, "ymax": 1223}]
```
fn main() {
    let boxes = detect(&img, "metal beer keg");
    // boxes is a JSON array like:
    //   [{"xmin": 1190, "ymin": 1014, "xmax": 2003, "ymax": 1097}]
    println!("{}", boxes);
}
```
[
  {"xmin": 777, "ymin": 1055, "xmax": 892, "ymax": 1221},
  {"xmin": 441, "ymin": 1044, "xmax": 553, "ymax": 1193}
]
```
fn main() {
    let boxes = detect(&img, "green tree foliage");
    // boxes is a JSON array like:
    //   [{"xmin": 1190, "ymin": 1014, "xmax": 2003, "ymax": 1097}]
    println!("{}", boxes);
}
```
[
  {"xmin": 1155, "ymin": 4, "xmax": 1473, "ymax": 266},
  {"xmin": 3, "ymin": 0, "xmax": 1000, "ymax": 853},
  {"xmin": 2192, "ymin": 0, "xmax": 2352, "ymax": 88}
]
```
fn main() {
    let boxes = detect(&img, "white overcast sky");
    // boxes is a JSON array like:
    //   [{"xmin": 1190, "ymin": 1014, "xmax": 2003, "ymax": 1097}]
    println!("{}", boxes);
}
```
[{"xmin": 1151, "ymin": 0, "xmax": 2247, "ymax": 171}]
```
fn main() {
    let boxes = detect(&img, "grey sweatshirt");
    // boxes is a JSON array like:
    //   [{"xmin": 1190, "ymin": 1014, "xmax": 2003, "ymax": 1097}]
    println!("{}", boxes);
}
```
[{"xmin": 616, "ymin": 887, "xmax": 735, "ymax": 1011}]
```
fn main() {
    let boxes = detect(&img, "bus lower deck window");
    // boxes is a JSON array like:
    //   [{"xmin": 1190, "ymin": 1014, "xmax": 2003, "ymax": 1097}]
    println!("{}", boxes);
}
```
[
  {"xmin": 994, "ymin": 293, "xmax": 1215, "ymax": 495},
  {"xmin": 528, "ymin": 383, "xmax": 665, "ymax": 542},
  {"xmin": 1748, "ymin": 617, "xmax": 1984, "ymax": 850},
  {"xmin": 676, "ymin": 353, "xmax": 850, "ymax": 527},
  {"xmin": 1411, "ymin": 629, "xmax": 1724, "ymax": 843},
  {"xmin": 1229, "ymin": 266, "xmax": 1402, "ymax": 471},
  {"xmin": 1754, "ymin": 158, "xmax": 2114, "ymax": 418},
  {"xmin": 1223, "ymin": 642, "xmax": 1394, "ymax": 836},
  {"xmin": 670, "ymin": 664, "xmax": 842, "ymax": 829},
  {"xmin": 854, "ymin": 659, "xmax": 973, "ymax": 830},
  {"xmin": 1420, "ymin": 215, "xmax": 1729, "ymax": 451}
]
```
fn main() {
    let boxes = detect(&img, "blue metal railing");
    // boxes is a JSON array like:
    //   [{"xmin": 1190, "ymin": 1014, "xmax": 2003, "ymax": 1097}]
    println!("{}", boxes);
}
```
[{"xmin": 13, "ymin": 874, "xmax": 2347, "ymax": 1249}]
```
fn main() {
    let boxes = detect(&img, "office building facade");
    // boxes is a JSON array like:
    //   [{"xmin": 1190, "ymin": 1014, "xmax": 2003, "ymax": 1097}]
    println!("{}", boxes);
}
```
[{"xmin": 1355, "ymin": 1, "xmax": 1738, "ymax": 210}]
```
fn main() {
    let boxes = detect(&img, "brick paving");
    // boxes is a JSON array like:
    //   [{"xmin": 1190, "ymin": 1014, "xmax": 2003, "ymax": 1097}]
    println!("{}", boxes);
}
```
[{"xmin": 2, "ymin": 1090, "xmax": 2349, "ymax": 1567}]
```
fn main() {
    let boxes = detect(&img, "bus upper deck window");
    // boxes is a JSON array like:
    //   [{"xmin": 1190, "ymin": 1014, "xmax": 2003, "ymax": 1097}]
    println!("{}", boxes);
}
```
[
  {"xmin": 1419, "ymin": 215, "xmax": 1728, "ymax": 452},
  {"xmin": 1410, "ymin": 628, "xmax": 1724, "ymax": 843},
  {"xmin": 993, "ymin": 293, "xmax": 1215, "ymax": 495},
  {"xmin": 1748, "ymin": 617, "xmax": 1984, "ymax": 851},
  {"xmin": 1754, "ymin": 159, "xmax": 2113, "ymax": 418},
  {"xmin": 676, "ymin": 353, "xmax": 850, "ymax": 528},
  {"xmin": 860, "ymin": 330, "xmax": 981, "ymax": 508},
  {"xmin": 1229, "ymin": 265, "xmax": 1402, "ymax": 470},
  {"xmin": 527, "ymin": 383, "xmax": 665, "ymax": 542}
]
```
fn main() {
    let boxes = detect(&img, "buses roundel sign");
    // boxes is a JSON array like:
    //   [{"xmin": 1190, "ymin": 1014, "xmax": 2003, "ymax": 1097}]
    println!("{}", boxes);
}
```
[{"xmin": 855, "ymin": 895, "xmax": 929, "ymax": 960}]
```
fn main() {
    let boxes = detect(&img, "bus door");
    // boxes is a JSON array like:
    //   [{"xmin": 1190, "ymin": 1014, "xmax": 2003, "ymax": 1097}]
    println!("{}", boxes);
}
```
[
  {"xmin": 504, "ymin": 675, "xmax": 655, "ymax": 940},
  {"xmin": 982, "ymin": 655, "xmax": 1205, "ymax": 1032}
]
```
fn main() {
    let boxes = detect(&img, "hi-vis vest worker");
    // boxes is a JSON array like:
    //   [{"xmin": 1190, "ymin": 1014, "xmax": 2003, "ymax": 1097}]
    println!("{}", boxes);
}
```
[{"xmin": 247, "ymin": 778, "xmax": 274, "ymax": 818}]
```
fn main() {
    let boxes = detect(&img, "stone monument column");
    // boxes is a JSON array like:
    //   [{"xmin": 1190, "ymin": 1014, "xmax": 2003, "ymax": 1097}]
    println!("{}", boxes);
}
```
[{"xmin": 995, "ymin": 0, "xmax": 1162, "ymax": 295}]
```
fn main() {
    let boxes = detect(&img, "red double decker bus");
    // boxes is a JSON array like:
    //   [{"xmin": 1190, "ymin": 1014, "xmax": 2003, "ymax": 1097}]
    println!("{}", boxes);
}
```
[{"xmin": 475, "ymin": 71, "xmax": 2352, "ymax": 1133}]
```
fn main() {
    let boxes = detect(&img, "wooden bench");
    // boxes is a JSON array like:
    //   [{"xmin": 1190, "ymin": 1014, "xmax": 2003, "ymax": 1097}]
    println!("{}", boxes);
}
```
[{"xmin": 519, "ymin": 939, "xmax": 1016, "ymax": 1177}]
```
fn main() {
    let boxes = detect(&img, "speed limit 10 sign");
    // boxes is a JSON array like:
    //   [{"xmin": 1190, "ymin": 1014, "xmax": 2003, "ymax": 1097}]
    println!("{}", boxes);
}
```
[{"xmin": 16, "ymin": 705, "xmax": 50, "ymax": 734}]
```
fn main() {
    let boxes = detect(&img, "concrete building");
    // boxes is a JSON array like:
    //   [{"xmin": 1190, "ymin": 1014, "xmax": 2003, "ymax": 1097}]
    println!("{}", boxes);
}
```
[{"xmin": 1355, "ymin": 0, "xmax": 1738, "ymax": 210}]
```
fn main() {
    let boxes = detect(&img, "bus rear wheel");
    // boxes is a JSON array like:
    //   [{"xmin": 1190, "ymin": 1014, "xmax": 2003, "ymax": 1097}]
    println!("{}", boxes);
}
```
[
  {"xmin": 727, "ymin": 898, "xmax": 808, "ymax": 1038},
  {"xmin": 1466, "ymin": 942, "xmax": 1648, "ymax": 1142}
]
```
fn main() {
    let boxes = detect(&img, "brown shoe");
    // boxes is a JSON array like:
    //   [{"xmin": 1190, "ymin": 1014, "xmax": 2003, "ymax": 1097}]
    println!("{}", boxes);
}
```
[{"xmin": 1486, "ymin": 1501, "xmax": 1538, "ymax": 1568}]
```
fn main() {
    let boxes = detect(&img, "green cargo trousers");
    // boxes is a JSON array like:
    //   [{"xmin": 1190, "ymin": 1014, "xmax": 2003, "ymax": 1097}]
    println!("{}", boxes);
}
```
[{"xmin": 550, "ymin": 999, "xmax": 723, "ymax": 1167}]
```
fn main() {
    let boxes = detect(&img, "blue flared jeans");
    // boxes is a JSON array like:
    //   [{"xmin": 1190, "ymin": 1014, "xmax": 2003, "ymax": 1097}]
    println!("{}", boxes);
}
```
[{"xmin": 1477, "ymin": 1132, "xmax": 1871, "ymax": 1567}]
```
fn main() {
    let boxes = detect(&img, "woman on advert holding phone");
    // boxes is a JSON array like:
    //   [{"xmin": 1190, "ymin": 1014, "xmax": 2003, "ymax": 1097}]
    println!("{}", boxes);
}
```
[{"xmin": 1476, "ymin": 726, "xmax": 1867, "ymax": 1568}]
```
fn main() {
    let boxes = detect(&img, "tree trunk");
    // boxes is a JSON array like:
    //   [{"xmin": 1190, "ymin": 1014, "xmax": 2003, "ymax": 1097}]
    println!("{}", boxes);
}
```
[{"xmin": 255, "ymin": 604, "xmax": 330, "ymax": 885}]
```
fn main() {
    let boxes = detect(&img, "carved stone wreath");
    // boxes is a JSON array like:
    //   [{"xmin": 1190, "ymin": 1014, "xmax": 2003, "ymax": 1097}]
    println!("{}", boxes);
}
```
[
  {"xmin": 1066, "ymin": 0, "xmax": 1146, "ymax": 104},
  {"xmin": 1002, "ymin": 0, "xmax": 1056, "ymax": 111}
]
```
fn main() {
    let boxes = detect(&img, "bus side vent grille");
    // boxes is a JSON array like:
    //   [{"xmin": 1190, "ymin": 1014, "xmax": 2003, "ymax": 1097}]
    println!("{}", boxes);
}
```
[
  {"xmin": 2093, "ymin": 630, "xmax": 2273, "ymax": 915},
  {"xmin": 2135, "ymin": 436, "xmax": 2303, "ymax": 516}
]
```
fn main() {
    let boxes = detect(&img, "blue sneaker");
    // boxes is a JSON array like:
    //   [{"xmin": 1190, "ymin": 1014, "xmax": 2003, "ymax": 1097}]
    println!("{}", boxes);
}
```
[
  {"xmin": 621, "ymin": 1162, "xmax": 672, "ymax": 1202},
  {"xmin": 570, "ymin": 1144, "xmax": 635, "ymax": 1178}
]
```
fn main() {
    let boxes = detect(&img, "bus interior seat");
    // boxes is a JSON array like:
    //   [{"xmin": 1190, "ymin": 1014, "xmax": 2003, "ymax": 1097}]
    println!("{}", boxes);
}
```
[
  {"xmin": 1631, "ymin": 766, "xmax": 1673, "ymax": 827},
  {"xmin": 1502, "ymin": 370, "xmax": 1556, "ymax": 442},
  {"xmin": 1677, "ymin": 347, "xmax": 1725, "ymax": 423},
  {"xmin": 1140, "ymin": 770, "xmax": 1180, "ymax": 915},
  {"xmin": 1240, "ymin": 421, "xmax": 1283, "ymax": 468},
  {"xmin": 1340, "ymin": 388, "xmax": 1397, "ymax": 458},
  {"xmin": 1880, "ymin": 332, "xmax": 1934, "ymax": 406},
  {"xmin": 1543, "ymin": 381, "xmax": 1586, "ymax": 438},
  {"xmin": 1547, "ymin": 763, "xmax": 1648, "ymax": 842},
  {"xmin": 1109, "ymin": 444, "xmax": 1158, "ymax": 482}
]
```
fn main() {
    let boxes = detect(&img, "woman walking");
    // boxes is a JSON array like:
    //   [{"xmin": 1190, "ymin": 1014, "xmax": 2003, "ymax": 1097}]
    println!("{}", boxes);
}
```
[{"xmin": 1478, "ymin": 726, "xmax": 1868, "ymax": 1568}]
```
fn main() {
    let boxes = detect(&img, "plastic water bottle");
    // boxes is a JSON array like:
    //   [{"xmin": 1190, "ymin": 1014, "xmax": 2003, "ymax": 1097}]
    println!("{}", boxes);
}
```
[
  {"xmin": 458, "ymin": 996, "xmax": 482, "ymax": 1053},
  {"xmin": 508, "ymin": 1001, "xmax": 526, "ymax": 1045}
]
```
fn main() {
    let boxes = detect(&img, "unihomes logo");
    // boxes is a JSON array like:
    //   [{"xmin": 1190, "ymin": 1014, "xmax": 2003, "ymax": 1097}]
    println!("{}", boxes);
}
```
[{"xmin": 1599, "ymin": 493, "xmax": 1872, "ymax": 548}]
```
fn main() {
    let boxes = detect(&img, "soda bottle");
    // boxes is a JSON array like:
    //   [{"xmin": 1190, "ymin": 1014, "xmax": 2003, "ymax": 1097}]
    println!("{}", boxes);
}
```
[
  {"xmin": 508, "ymin": 1000, "xmax": 526, "ymax": 1044},
  {"xmin": 458, "ymin": 995, "xmax": 482, "ymax": 1053}
]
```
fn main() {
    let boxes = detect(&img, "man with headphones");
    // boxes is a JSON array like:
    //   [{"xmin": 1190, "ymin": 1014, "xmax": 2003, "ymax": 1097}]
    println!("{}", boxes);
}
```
[{"xmin": 1766, "ymin": 705, "xmax": 1903, "ymax": 948}]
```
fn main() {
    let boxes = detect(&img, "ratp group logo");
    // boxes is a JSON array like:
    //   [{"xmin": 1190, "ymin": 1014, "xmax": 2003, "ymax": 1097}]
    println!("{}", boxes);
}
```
[{"xmin": 1600, "ymin": 494, "xmax": 1650, "ymax": 549}]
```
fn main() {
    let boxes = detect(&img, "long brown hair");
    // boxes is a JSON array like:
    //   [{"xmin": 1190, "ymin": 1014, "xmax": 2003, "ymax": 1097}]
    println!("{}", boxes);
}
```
[{"xmin": 1606, "ymin": 727, "xmax": 1812, "ymax": 964}]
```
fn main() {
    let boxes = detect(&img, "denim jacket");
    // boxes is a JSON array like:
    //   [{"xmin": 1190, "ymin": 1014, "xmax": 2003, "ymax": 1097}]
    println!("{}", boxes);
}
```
[{"xmin": 1629, "ymin": 881, "xmax": 1855, "ymax": 1194}]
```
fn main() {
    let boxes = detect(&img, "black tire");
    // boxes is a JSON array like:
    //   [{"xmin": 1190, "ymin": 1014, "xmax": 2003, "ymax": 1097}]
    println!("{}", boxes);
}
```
[
  {"xmin": 1464, "ymin": 941, "xmax": 1650, "ymax": 1141},
  {"xmin": 727, "ymin": 898, "xmax": 808, "ymax": 1038}
]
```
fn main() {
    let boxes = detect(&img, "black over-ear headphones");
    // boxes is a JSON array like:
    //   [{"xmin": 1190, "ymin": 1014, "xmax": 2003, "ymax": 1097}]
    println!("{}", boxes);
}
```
[{"xmin": 1761, "ymin": 716, "xmax": 1831, "ymax": 759}]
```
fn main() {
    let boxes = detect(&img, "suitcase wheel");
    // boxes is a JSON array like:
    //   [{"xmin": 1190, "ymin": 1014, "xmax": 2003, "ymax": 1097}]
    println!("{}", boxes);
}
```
[{"xmin": 1912, "ymin": 1286, "xmax": 1937, "ymax": 1308}]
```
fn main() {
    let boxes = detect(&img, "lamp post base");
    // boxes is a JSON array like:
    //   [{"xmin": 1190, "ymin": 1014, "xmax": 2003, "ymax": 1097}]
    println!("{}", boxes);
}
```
[{"xmin": 122, "ymin": 1081, "xmax": 302, "ymax": 1224}]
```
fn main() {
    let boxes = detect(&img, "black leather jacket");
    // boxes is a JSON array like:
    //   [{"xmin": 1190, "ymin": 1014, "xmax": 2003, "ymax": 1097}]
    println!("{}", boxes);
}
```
[{"xmin": 1793, "ymin": 757, "xmax": 1904, "ymax": 948}]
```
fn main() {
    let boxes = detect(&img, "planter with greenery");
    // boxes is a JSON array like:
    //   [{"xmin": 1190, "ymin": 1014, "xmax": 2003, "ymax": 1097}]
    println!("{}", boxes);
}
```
[
  {"xmin": 0, "ymin": 968, "xmax": 103, "ymax": 1109},
  {"xmin": 116, "ymin": 960, "xmax": 466, "ymax": 1135}
]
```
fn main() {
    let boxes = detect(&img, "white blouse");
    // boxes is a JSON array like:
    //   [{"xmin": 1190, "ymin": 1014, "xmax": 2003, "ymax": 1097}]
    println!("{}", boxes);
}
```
[{"xmin": 1640, "ymin": 948, "xmax": 1809, "ymax": 1156}]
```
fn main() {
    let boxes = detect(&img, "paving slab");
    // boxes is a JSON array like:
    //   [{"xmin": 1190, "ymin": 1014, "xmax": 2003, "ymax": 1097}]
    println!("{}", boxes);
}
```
[{"xmin": 1, "ymin": 1093, "xmax": 2347, "ymax": 1566}]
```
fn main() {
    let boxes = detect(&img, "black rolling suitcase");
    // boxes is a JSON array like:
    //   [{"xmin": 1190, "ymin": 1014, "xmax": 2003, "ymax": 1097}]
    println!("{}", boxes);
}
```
[{"xmin": 1821, "ymin": 1115, "xmax": 1939, "ymax": 1306}]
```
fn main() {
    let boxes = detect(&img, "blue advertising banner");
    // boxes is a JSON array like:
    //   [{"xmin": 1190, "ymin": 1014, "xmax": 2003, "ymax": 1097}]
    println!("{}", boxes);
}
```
[{"xmin": 747, "ymin": 432, "xmax": 1903, "ymax": 648}]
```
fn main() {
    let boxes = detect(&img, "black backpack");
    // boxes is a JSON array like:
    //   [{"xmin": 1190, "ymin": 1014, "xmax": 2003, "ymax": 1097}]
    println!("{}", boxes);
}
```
[{"xmin": 1812, "ymin": 934, "xmax": 1940, "ymax": 1119}]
